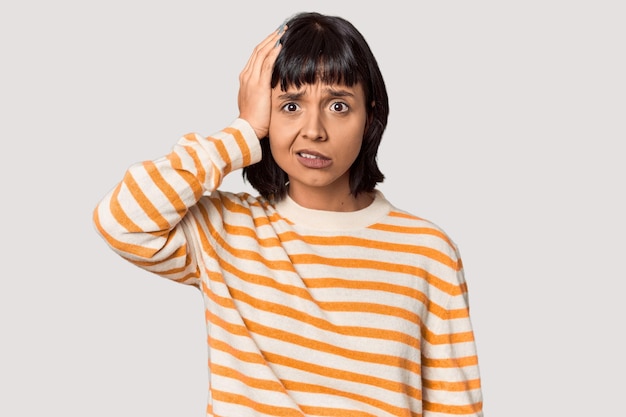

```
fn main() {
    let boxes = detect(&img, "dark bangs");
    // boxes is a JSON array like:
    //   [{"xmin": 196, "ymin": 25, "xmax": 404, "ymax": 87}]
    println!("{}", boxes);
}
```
[{"xmin": 271, "ymin": 15, "xmax": 368, "ymax": 94}]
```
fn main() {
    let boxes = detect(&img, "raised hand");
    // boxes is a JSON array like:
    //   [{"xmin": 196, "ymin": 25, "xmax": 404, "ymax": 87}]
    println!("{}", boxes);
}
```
[{"xmin": 237, "ymin": 25, "xmax": 286, "ymax": 139}]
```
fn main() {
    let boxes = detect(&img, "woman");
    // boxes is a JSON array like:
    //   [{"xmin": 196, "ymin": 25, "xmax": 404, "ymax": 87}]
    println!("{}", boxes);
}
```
[{"xmin": 94, "ymin": 11, "xmax": 483, "ymax": 416}]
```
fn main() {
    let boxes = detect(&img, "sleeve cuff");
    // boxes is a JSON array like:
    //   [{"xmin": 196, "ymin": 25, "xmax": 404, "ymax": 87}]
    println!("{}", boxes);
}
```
[{"xmin": 227, "ymin": 118, "xmax": 263, "ymax": 171}]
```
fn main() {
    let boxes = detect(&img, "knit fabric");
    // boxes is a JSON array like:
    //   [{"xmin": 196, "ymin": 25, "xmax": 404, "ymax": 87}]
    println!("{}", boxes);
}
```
[{"xmin": 93, "ymin": 119, "xmax": 483, "ymax": 416}]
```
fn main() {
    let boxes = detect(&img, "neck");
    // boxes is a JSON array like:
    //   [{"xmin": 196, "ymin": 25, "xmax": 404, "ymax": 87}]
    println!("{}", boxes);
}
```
[{"xmin": 288, "ymin": 186, "xmax": 373, "ymax": 212}]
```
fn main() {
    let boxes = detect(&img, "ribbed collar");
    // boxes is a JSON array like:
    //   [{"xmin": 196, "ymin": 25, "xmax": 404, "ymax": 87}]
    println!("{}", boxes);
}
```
[{"xmin": 273, "ymin": 190, "xmax": 391, "ymax": 231}]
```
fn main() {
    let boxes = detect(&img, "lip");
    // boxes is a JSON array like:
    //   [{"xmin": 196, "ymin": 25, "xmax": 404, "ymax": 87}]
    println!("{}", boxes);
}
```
[{"xmin": 295, "ymin": 149, "xmax": 332, "ymax": 169}]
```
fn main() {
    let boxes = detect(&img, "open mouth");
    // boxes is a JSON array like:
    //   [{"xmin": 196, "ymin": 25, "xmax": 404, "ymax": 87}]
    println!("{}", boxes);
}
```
[
  {"xmin": 297, "ymin": 151, "xmax": 329, "ymax": 160},
  {"xmin": 296, "ymin": 151, "xmax": 332, "ymax": 168}
]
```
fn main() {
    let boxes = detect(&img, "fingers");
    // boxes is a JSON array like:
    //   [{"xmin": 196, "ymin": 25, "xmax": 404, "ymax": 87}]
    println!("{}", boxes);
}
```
[
  {"xmin": 237, "ymin": 24, "xmax": 287, "ymax": 139},
  {"xmin": 240, "ymin": 25, "xmax": 286, "ymax": 83}
]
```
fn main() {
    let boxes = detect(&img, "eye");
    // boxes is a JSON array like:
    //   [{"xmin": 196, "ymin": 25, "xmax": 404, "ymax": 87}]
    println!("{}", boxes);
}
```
[
  {"xmin": 282, "ymin": 102, "xmax": 300, "ymax": 112},
  {"xmin": 330, "ymin": 101, "xmax": 349, "ymax": 113}
]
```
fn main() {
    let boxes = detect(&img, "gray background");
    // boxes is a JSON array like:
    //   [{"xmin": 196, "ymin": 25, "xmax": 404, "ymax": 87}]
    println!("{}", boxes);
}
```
[{"xmin": 2, "ymin": 0, "xmax": 624, "ymax": 415}]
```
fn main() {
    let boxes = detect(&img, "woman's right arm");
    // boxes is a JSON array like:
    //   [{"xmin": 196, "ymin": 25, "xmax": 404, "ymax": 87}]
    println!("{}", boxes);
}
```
[
  {"xmin": 92, "ymin": 119, "xmax": 261, "ymax": 284},
  {"xmin": 92, "ymin": 27, "xmax": 285, "ymax": 284}
]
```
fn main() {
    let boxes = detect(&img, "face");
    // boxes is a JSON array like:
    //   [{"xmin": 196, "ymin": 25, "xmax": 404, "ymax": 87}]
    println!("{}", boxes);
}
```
[{"xmin": 268, "ymin": 81, "xmax": 368, "ymax": 201}]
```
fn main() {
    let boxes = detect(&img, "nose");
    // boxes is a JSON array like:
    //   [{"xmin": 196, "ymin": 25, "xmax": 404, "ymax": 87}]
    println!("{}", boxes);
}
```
[{"xmin": 300, "ymin": 109, "xmax": 327, "ymax": 141}]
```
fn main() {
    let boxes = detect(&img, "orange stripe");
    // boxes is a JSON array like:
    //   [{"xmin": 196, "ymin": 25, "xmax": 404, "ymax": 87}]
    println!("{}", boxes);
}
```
[
  {"xmin": 368, "ymin": 222, "xmax": 454, "ymax": 247},
  {"xmin": 422, "ymin": 327, "xmax": 475, "ymax": 346},
  {"xmin": 304, "ymin": 278, "xmax": 468, "ymax": 320},
  {"xmin": 293, "ymin": 237, "xmax": 458, "ymax": 269},
  {"xmin": 180, "ymin": 135, "xmax": 209, "ymax": 185},
  {"xmin": 210, "ymin": 363, "xmax": 286, "ymax": 392},
  {"xmin": 208, "ymin": 338, "xmax": 267, "ymax": 366},
  {"xmin": 130, "ymin": 244, "xmax": 188, "ymax": 270},
  {"xmin": 123, "ymin": 170, "xmax": 170, "ymax": 229},
  {"xmin": 220, "ymin": 196, "xmax": 280, "ymax": 227},
  {"xmin": 295, "ymin": 234, "xmax": 452, "ymax": 272},
  {"xmin": 422, "ymin": 355, "xmax": 479, "ymax": 369},
  {"xmin": 203, "ymin": 280, "xmax": 236, "ymax": 312},
  {"xmin": 290, "ymin": 254, "xmax": 463, "ymax": 296},
  {"xmin": 317, "ymin": 301, "xmax": 423, "ymax": 325},
  {"xmin": 287, "ymin": 381, "xmax": 414, "ymax": 417},
  {"xmin": 118, "ymin": 228, "xmax": 192, "ymax": 271},
  {"xmin": 143, "ymin": 161, "xmax": 188, "ymax": 216},
  {"xmin": 262, "ymin": 350, "xmax": 422, "ymax": 400},
  {"xmin": 223, "ymin": 126, "xmax": 252, "ymax": 167},
  {"xmin": 243, "ymin": 318, "xmax": 422, "ymax": 374},
  {"xmin": 93, "ymin": 207, "xmax": 159, "ymax": 258},
  {"xmin": 204, "ymin": 310, "xmax": 250, "ymax": 338},
  {"xmin": 108, "ymin": 180, "xmax": 142, "ymax": 232},
  {"xmin": 219, "ymin": 260, "xmax": 308, "ymax": 299},
  {"xmin": 168, "ymin": 272, "xmax": 199, "ymax": 284},
  {"xmin": 299, "ymin": 405, "xmax": 378, "ymax": 417},
  {"xmin": 423, "ymin": 377, "xmax": 481, "ymax": 392},
  {"xmin": 222, "ymin": 222, "xmax": 282, "ymax": 247},
  {"xmin": 388, "ymin": 210, "xmax": 425, "ymax": 221},
  {"xmin": 166, "ymin": 152, "xmax": 204, "ymax": 199},
  {"xmin": 423, "ymin": 399, "xmax": 482, "ymax": 415},
  {"xmin": 211, "ymin": 389, "xmax": 305, "ymax": 417},
  {"xmin": 208, "ymin": 136, "xmax": 232, "ymax": 173},
  {"xmin": 181, "ymin": 134, "xmax": 228, "ymax": 189}
]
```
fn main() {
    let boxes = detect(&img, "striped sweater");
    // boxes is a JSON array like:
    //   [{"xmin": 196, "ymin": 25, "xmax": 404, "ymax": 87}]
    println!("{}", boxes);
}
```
[{"xmin": 93, "ymin": 118, "xmax": 483, "ymax": 416}]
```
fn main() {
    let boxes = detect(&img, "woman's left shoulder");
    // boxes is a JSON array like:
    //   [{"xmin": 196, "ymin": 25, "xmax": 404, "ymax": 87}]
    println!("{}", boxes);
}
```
[{"xmin": 376, "ymin": 195, "xmax": 460, "ymax": 256}]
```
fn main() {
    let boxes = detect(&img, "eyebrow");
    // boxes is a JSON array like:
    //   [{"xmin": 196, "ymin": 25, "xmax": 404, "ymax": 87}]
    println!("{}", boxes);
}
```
[{"xmin": 276, "ymin": 87, "xmax": 356, "ymax": 101}]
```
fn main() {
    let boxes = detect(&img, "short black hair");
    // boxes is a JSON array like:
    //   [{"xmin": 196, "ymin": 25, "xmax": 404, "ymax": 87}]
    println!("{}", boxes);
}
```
[{"xmin": 242, "ymin": 12, "xmax": 389, "ymax": 200}]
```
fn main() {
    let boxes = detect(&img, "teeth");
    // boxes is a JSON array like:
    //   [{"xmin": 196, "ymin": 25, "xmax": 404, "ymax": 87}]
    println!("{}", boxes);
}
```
[{"xmin": 299, "ymin": 153, "xmax": 320, "ymax": 159}]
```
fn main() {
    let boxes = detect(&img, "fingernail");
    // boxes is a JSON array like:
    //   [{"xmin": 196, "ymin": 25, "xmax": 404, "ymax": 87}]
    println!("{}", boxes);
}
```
[{"xmin": 276, "ymin": 19, "xmax": 287, "ymax": 35}]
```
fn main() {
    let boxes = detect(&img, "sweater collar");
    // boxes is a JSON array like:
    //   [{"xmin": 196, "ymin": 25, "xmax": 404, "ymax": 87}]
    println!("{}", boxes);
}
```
[{"xmin": 273, "ymin": 190, "xmax": 391, "ymax": 231}]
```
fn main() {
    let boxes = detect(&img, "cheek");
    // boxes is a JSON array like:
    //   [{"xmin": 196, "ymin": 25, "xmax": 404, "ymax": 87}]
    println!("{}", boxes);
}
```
[
  {"xmin": 268, "ymin": 112, "xmax": 291, "ymax": 141},
  {"xmin": 342, "ymin": 120, "xmax": 367, "ymax": 151},
  {"xmin": 349, "ymin": 139, "xmax": 364, "ymax": 160}
]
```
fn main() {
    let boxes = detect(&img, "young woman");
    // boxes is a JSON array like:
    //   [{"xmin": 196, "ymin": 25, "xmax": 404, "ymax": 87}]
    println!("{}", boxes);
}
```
[{"xmin": 93, "ymin": 11, "xmax": 483, "ymax": 417}]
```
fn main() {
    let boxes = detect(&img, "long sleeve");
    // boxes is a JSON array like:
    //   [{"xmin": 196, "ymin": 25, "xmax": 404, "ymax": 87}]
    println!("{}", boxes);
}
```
[
  {"xmin": 92, "ymin": 118, "xmax": 262, "ymax": 285},
  {"xmin": 421, "ymin": 245, "xmax": 483, "ymax": 416}
]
